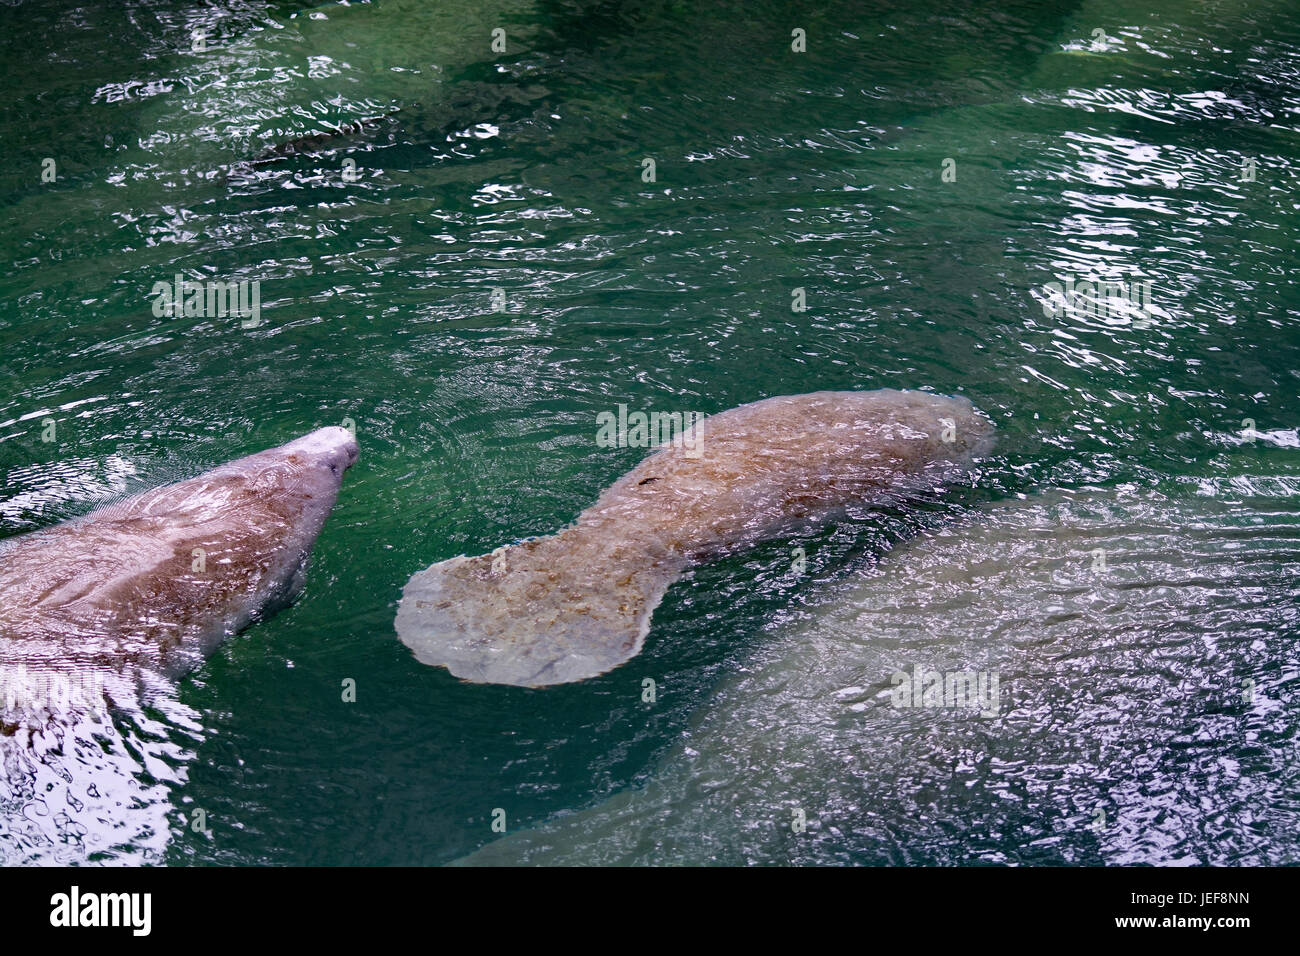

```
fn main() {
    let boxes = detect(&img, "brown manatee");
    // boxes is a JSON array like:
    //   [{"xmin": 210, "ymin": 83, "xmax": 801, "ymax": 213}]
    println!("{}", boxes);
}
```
[
  {"xmin": 0, "ymin": 427, "xmax": 358, "ymax": 727},
  {"xmin": 396, "ymin": 389, "xmax": 995, "ymax": 687}
]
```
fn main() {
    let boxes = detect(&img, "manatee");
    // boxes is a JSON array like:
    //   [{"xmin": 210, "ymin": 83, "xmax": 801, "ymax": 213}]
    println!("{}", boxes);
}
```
[
  {"xmin": 0, "ymin": 426, "xmax": 358, "ymax": 729},
  {"xmin": 396, "ymin": 389, "xmax": 995, "ymax": 687},
  {"xmin": 456, "ymin": 483, "xmax": 1300, "ymax": 865}
]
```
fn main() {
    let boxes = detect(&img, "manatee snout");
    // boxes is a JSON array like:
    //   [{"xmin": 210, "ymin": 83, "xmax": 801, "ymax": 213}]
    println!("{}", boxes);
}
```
[
  {"xmin": 288, "ymin": 426, "xmax": 359, "ymax": 481},
  {"xmin": 930, "ymin": 393, "xmax": 997, "ymax": 462}
]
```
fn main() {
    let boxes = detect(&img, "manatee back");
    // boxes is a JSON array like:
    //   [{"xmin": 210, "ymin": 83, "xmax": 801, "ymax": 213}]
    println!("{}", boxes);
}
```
[{"xmin": 585, "ymin": 389, "xmax": 995, "ymax": 559}]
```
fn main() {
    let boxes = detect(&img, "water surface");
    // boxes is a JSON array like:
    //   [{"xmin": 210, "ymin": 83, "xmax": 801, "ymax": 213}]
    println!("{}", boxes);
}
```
[{"xmin": 1, "ymin": 0, "xmax": 1298, "ymax": 864}]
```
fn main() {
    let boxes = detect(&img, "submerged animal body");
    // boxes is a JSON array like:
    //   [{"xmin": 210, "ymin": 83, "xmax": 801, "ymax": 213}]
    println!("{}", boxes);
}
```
[
  {"xmin": 457, "ymin": 484, "xmax": 1300, "ymax": 866},
  {"xmin": 396, "ymin": 389, "xmax": 995, "ymax": 687},
  {"xmin": 0, "ymin": 427, "xmax": 358, "ymax": 724}
]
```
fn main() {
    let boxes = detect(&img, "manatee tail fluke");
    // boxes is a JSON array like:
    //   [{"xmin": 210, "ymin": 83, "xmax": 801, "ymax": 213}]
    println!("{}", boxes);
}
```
[{"xmin": 395, "ymin": 529, "xmax": 679, "ymax": 687}]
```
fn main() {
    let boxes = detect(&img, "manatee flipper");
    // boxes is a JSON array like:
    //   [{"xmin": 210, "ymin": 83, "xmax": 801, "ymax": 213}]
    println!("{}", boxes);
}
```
[{"xmin": 395, "ymin": 528, "xmax": 681, "ymax": 687}]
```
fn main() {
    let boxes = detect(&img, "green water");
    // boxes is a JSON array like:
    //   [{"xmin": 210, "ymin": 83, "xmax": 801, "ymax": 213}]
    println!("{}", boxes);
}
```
[{"xmin": 1, "ymin": 0, "xmax": 1298, "ymax": 865}]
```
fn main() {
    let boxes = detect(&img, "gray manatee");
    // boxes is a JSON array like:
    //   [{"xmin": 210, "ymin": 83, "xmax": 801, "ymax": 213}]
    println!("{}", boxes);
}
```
[
  {"xmin": 396, "ymin": 389, "xmax": 995, "ymax": 687},
  {"xmin": 0, "ymin": 426, "xmax": 358, "ymax": 730},
  {"xmin": 456, "ymin": 483, "xmax": 1300, "ymax": 865}
]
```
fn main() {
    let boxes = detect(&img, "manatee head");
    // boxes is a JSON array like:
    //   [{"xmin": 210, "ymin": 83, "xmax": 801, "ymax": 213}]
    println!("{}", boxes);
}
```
[
  {"xmin": 186, "ymin": 425, "xmax": 359, "ymax": 532},
  {"xmin": 902, "ymin": 390, "xmax": 997, "ymax": 465},
  {"xmin": 277, "ymin": 426, "xmax": 360, "ymax": 486},
  {"xmin": 237, "ymin": 426, "xmax": 359, "ymax": 593},
  {"xmin": 132, "ymin": 424, "xmax": 360, "ymax": 663},
  {"xmin": 0, "ymin": 425, "xmax": 361, "ymax": 723}
]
